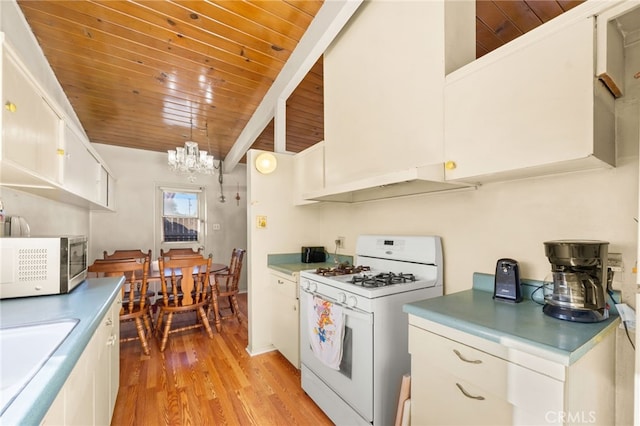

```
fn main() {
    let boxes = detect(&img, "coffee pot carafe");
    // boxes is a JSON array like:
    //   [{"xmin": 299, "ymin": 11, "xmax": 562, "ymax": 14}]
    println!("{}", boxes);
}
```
[{"xmin": 543, "ymin": 240, "xmax": 609, "ymax": 323}]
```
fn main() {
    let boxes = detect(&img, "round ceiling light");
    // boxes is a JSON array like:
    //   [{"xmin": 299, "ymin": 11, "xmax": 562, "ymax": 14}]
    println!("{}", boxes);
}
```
[{"xmin": 255, "ymin": 152, "xmax": 277, "ymax": 174}]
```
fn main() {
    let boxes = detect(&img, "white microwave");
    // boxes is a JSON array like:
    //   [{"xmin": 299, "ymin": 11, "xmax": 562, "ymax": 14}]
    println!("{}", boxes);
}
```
[{"xmin": 0, "ymin": 236, "xmax": 88, "ymax": 299}]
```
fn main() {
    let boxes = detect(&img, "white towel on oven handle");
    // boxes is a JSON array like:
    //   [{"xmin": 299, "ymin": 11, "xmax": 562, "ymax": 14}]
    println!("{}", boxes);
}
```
[{"xmin": 306, "ymin": 292, "xmax": 345, "ymax": 370}]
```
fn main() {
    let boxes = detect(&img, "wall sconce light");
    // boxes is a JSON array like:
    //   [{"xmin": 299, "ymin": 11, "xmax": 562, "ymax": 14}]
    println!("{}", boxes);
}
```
[{"xmin": 255, "ymin": 152, "xmax": 277, "ymax": 174}]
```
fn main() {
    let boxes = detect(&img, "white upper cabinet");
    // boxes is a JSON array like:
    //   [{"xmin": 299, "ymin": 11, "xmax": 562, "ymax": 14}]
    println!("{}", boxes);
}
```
[
  {"xmin": 294, "ymin": 142, "xmax": 324, "ymax": 205},
  {"xmin": 444, "ymin": 13, "xmax": 615, "ymax": 183},
  {"xmin": 2, "ymin": 46, "xmax": 63, "ymax": 186},
  {"xmin": 0, "ymin": 39, "xmax": 115, "ymax": 210},
  {"xmin": 62, "ymin": 122, "xmax": 102, "ymax": 203},
  {"xmin": 320, "ymin": 0, "xmax": 475, "ymax": 199}
]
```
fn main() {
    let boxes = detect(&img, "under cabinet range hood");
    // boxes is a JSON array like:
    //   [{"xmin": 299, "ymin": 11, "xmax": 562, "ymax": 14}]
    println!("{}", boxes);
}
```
[{"xmin": 302, "ymin": 163, "xmax": 475, "ymax": 203}]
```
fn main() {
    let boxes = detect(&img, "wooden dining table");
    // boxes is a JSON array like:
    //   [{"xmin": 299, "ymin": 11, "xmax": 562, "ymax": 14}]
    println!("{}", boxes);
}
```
[
  {"xmin": 148, "ymin": 260, "xmax": 228, "ymax": 305},
  {"xmin": 146, "ymin": 260, "xmax": 228, "ymax": 281}
]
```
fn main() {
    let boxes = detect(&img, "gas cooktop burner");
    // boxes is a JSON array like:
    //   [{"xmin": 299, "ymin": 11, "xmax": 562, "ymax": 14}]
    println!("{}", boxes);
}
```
[
  {"xmin": 348, "ymin": 272, "xmax": 416, "ymax": 287},
  {"xmin": 315, "ymin": 264, "xmax": 371, "ymax": 276}
]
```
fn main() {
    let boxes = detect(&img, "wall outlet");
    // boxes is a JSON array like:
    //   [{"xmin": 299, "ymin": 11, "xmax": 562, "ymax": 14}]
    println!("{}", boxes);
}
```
[
  {"xmin": 336, "ymin": 236, "xmax": 345, "ymax": 248},
  {"xmin": 608, "ymin": 253, "xmax": 624, "ymax": 291},
  {"xmin": 212, "ymin": 223, "xmax": 221, "ymax": 230}
]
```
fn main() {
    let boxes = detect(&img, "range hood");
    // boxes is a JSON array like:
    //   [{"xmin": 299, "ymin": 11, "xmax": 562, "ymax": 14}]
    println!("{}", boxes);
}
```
[{"xmin": 302, "ymin": 163, "xmax": 475, "ymax": 203}]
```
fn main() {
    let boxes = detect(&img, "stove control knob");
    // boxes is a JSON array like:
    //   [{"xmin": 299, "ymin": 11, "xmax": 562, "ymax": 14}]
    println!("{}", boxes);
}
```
[
  {"xmin": 309, "ymin": 282, "xmax": 317, "ymax": 292},
  {"xmin": 347, "ymin": 296, "xmax": 357, "ymax": 308},
  {"xmin": 301, "ymin": 280, "xmax": 309, "ymax": 291},
  {"xmin": 337, "ymin": 292, "xmax": 347, "ymax": 304}
]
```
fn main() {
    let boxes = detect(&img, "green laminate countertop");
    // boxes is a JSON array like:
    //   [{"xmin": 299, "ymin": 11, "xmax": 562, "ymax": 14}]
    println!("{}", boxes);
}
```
[
  {"xmin": 267, "ymin": 253, "xmax": 353, "ymax": 276},
  {"xmin": 0, "ymin": 277, "xmax": 123, "ymax": 425},
  {"xmin": 403, "ymin": 273, "xmax": 620, "ymax": 366}
]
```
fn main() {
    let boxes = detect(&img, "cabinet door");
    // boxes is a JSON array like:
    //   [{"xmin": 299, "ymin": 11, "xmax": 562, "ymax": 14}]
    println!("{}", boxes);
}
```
[
  {"xmin": 324, "ymin": 1, "xmax": 449, "ymax": 187},
  {"xmin": 2, "ymin": 49, "xmax": 62, "ymax": 183},
  {"xmin": 109, "ymin": 298, "xmax": 121, "ymax": 417},
  {"xmin": 95, "ymin": 303, "xmax": 112, "ymax": 425},
  {"xmin": 65, "ymin": 333, "xmax": 96, "ymax": 426},
  {"xmin": 40, "ymin": 390, "xmax": 65, "ymax": 425},
  {"xmin": 444, "ymin": 17, "xmax": 609, "ymax": 182},
  {"xmin": 63, "ymin": 123, "xmax": 101, "ymax": 201},
  {"xmin": 294, "ymin": 142, "xmax": 324, "ymax": 205},
  {"xmin": 96, "ymin": 297, "xmax": 121, "ymax": 424},
  {"xmin": 270, "ymin": 273, "xmax": 299, "ymax": 367},
  {"xmin": 97, "ymin": 166, "xmax": 109, "ymax": 207}
]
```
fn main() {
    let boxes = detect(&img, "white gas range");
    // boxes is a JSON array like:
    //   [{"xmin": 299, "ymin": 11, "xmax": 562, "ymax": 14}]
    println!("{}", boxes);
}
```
[{"xmin": 299, "ymin": 235, "xmax": 443, "ymax": 426}]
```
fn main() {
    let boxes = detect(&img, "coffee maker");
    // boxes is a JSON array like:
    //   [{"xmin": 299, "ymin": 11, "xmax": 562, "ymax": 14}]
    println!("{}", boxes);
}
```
[{"xmin": 543, "ymin": 240, "xmax": 609, "ymax": 323}]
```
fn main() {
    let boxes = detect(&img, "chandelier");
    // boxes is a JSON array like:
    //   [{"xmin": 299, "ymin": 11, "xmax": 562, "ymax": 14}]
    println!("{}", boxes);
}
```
[{"xmin": 168, "ymin": 116, "xmax": 216, "ymax": 182}]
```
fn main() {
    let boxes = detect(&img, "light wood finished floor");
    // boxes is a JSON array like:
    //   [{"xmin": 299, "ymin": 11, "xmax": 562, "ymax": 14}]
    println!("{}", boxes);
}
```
[{"xmin": 112, "ymin": 294, "xmax": 332, "ymax": 425}]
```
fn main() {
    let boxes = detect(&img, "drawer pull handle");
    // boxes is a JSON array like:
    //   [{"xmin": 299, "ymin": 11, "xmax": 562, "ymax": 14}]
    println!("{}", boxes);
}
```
[
  {"xmin": 453, "ymin": 349, "xmax": 482, "ymax": 364},
  {"xmin": 455, "ymin": 383, "xmax": 485, "ymax": 401}
]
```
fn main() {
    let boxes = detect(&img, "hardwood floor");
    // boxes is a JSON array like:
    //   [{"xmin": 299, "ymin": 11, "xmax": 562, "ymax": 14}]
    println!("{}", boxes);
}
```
[{"xmin": 111, "ymin": 294, "xmax": 332, "ymax": 426}]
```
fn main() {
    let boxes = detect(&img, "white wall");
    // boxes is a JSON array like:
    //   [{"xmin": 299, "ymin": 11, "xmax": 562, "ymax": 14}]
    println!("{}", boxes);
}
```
[
  {"xmin": 0, "ymin": 186, "xmax": 90, "ymax": 237},
  {"xmin": 91, "ymin": 144, "xmax": 248, "ymax": 290},
  {"xmin": 246, "ymin": 150, "xmax": 325, "ymax": 355}
]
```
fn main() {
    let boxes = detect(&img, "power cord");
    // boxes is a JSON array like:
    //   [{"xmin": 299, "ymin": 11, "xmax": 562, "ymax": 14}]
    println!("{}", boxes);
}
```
[
  {"xmin": 608, "ymin": 290, "xmax": 635, "ymax": 351},
  {"xmin": 531, "ymin": 285, "xmax": 635, "ymax": 350},
  {"xmin": 530, "ymin": 284, "xmax": 545, "ymax": 306}
]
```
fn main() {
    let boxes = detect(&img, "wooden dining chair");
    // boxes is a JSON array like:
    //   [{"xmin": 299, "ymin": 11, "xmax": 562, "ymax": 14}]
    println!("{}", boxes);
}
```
[
  {"xmin": 103, "ymin": 248, "xmax": 155, "ymax": 308},
  {"xmin": 160, "ymin": 247, "xmax": 203, "ymax": 258},
  {"xmin": 155, "ymin": 254, "xmax": 214, "ymax": 352},
  {"xmin": 88, "ymin": 258, "xmax": 152, "ymax": 355},
  {"xmin": 103, "ymin": 249, "xmax": 152, "ymax": 261},
  {"xmin": 209, "ymin": 248, "xmax": 245, "ymax": 332}
]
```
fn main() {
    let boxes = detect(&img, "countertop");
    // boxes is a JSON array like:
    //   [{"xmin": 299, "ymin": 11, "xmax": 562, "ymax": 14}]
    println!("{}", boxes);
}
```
[
  {"xmin": 0, "ymin": 277, "xmax": 123, "ymax": 425},
  {"xmin": 267, "ymin": 253, "xmax": 354, "ymax": 276},
  {"xmin": 403, "ymin": 272, "xmax": 620, "ymax": 366}
]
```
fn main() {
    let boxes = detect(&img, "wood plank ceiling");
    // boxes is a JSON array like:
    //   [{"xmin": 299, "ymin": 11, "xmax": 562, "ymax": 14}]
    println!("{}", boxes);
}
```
[{"xmin": 17, "ymin": 0, "xmax": 583, "ymax": 167}]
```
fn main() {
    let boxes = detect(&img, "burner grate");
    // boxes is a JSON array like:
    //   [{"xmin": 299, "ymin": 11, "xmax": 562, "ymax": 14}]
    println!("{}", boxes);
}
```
[
  {"xmin": 315, "ymin": 264, "xmax": 371, "ymax": 276},
  {"xmin": 348, "ymin": 272, "xmax": 416, "ymax": 287}
]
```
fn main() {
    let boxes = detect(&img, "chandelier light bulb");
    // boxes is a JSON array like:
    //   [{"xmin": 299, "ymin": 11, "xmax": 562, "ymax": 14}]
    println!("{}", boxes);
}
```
[{"xmin": 168, "ymin": 141, "xmax": 216, "ymax": 182}]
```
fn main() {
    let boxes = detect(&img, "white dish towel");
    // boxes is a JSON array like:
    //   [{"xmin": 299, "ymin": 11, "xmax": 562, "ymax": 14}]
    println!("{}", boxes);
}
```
[{"xmin": 306, "ymin": 292, "xmax": 345, "ymax": 370}]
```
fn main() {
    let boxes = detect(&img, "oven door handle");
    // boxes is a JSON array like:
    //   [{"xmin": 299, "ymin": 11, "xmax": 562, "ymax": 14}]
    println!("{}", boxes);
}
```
[{"xmin": 301, "ymin": 288, "xmax": 372, "ymax": 323}]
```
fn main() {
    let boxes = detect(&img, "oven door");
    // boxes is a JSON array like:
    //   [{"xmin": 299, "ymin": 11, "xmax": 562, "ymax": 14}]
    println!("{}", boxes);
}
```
[{"xmin": 300, "ymin": 288, "xmax": 374, "ymax": 422}]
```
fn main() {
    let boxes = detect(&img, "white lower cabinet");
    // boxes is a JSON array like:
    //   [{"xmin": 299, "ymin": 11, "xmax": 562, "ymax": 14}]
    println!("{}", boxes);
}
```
[
  {"xmin": 95, "ymin": 295, "xmax": 120, "ymax": 425},
  {"xmin": 41, "ymin": 297, "xmax": 121, "ymax": 426},
  {"xmin": 270, "ymin": 271, "xmax": 300, "ymax": 368},
  {"xmin": 408, "ymin": 319, "xmax": 615, "ymax": 426}
]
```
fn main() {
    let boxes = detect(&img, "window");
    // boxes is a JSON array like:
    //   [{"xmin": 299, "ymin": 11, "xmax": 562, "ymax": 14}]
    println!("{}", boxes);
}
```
[{"xmin": 161, "ymin": 188, "xmax": 202, "ymax": 243}]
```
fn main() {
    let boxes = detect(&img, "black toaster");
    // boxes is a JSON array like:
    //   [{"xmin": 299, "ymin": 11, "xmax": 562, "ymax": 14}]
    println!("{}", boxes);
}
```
[
  {"xmin": 301, "ymin": 246, "xmax": 326, "ymax": 263},
  {"xmin": 493, "ymin": 258, "xmax": 522, "ymax": 303}
]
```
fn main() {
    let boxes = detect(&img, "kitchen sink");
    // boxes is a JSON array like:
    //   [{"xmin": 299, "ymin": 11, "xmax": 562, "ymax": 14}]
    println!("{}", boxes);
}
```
[{"xmin": 0, "ymin": 318, "xmax": 79, "ymax": 415}]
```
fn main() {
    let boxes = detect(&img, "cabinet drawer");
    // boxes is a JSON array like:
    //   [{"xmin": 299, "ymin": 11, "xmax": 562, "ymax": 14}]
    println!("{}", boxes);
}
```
[
  {"xmin": 412, "ymin": 361, "xmax": 513, "ymax": 426},
  {"xmin": 409, "ymin": 325, "xmax": 563, "ymax": 413},
  {"xmin": 410, "ymin": 325, "xmax": 508, "ymax": 398},
  {"xmin": 273, "ymin": 276, "xmax": 297, "ymax": 299}
]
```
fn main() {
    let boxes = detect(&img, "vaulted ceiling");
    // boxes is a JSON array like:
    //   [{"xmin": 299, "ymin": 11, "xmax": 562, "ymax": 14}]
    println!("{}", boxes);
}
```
[{"xmin": 17, "ymin": 0, "xmax": 583, "ymax": 169}]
